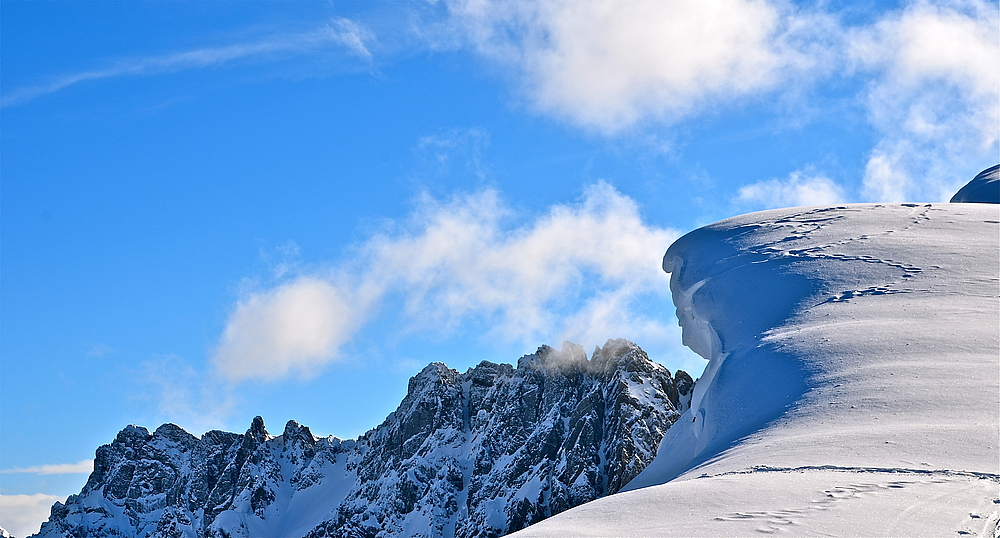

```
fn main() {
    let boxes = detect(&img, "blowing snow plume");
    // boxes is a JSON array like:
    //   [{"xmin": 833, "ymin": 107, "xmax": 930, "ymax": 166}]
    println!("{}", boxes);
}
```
[{"xmin": 213, "ymin": 182, "xmax": 680, "ymax": 382}]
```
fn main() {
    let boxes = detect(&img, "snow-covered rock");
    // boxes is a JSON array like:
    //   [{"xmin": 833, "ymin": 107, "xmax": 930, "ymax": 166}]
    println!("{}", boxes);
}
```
[
  {"xmin": 1, "ymin": 525, "xmax": 14, "ymax": 538},
  {"xmin": 31, "ymin": 339, "xmax": 691, "ymax": 538},
  {"xmin": 511, "ymin": 203, "xmax": 1000, "ymax": 537},
  {"xmin": 951, "ymin": 164, "xmax": 999, "ymax": 203}
]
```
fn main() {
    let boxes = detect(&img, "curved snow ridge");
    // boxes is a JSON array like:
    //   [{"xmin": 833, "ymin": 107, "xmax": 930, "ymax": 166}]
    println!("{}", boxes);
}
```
[
  {"xmin": 512, "ymin": 203, "xmax": 999, "ymax": 537},
  {"xmin": 951, "ymin": 164, "xmax": 999, "ymax": 204}
]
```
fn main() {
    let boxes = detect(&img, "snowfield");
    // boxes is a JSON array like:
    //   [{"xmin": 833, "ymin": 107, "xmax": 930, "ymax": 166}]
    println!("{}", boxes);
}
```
[{"xmin": 512, "ymin": 203, "xmax": 1000, "ymax": 537}]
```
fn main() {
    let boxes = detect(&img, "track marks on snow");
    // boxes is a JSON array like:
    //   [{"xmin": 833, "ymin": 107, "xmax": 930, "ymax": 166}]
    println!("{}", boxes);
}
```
[
  {"xmin": 747, "ymin": 205, "xmax": 938, "ymax": 306},
  {"xmin": 707, "ymin": 466, "xmax": 999, "ymax": 535}
]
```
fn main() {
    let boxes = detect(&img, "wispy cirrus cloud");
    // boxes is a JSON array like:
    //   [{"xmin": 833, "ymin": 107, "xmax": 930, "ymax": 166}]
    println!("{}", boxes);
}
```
[
  {"xmin": 1, "ymin": 460, "xmax": 93, "ymax": 475},
  {"xmin": 134, "ymin": 354, "xmax": 240, "ymax": 431},
  {"xmin": 0, "ymin": 18, "xmax": 375, "ymax": 107}
]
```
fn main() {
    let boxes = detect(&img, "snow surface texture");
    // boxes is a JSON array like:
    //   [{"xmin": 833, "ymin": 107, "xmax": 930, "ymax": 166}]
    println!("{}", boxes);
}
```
[
  {"xmin": 30, "ymin": 340, "xmax": 693, "ymax": 538},
  {"xmin": 512, "ymin": 203, "xmax": 1000, "ymax": 537},
  {"xmin": 951, "ymin": 165, "xmax": 1000, "ymax": 204}
]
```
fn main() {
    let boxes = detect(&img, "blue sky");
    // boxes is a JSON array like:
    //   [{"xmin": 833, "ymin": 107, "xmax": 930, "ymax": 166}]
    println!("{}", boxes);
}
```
[{"xmin": 1, "ymin": 0, "xmax": 997, "ymax": 534}]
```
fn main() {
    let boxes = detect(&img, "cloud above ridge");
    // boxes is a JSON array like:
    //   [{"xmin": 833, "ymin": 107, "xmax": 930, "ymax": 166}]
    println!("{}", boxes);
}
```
[
  {"xmin": 850, "ymin": 1, "xmax": 999, "ymax": 201},
  {"xmin": 212, "ymin": 182, "xmax": 679, "ymax": 382},
  {"xmin": 736, "ymin": 171, "xmax": 847, "ymax": 210},
  {"xmin": 214, "ymin": 278, "xmax": 368, "ymax": 382}
]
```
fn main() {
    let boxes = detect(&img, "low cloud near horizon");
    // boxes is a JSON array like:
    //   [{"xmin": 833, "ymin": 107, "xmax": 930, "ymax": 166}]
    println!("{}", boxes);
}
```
[
  {"xmin": 212, "ymin": 182, "xmax": 679, "ymax": 382},
  {"xmin": 1, "ymin": 460, "xmax": 93, "ymax": 476},
  {"xmin": 0, "ymin": 494, "xmax": 65, "ymax": 537}
]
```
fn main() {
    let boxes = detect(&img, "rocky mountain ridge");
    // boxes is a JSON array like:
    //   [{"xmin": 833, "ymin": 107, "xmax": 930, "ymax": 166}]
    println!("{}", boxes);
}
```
[{"xmin": 32, "ymin": 339, "xmax": 693, "ymax": 538}]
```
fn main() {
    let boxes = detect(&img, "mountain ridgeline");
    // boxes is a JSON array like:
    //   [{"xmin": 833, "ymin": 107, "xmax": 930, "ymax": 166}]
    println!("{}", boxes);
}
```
[{"xmin": 33, "ymin": 339, "xmax": 693, "ymax": 538}]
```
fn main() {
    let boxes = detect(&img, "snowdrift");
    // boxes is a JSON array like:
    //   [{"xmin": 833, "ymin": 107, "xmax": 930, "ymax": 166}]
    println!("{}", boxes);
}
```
[{"xmin": 512, "ymin": 203, "xmax": 1000, "ymax": 537}]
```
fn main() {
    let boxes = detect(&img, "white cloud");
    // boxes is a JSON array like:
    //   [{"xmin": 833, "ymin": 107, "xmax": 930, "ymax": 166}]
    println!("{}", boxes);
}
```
[
  {"xmin": 214, "ymin": 182, "xmax": 680, "ymax": 382},
  {"xmin": 850, "ymin": 0, "xmax": 999, "ymax": 202},
  {"xmin": 435, "ymin": 0, "xmax": 997, "ymax": 199},
  {"xmin": 327, "ymin": 18, "xmax": 377, "ymax": 59},
  {"xmin": 213, "ymin": 277, "xmax": 371, "ymax": 382},
  {"xmin": 0, "ymin": 18, "xmax": 376, "ymax": 107},
  {"xmin": 133, "ymin": 355, "xmax": 239, "ymax": 433},
  {"xmin": 439, "ymin": 0, "xmax": 824, "ymax": 132},
  {"xmin": 365, "ymin": 181, "xmax": 678, "ymax": 343},
  {"xmin": 0, "ymin": 494, "xmax": 64, "ymax": 538},
  {"xmin": 1, "ymin": 460, "xmax": 93, "ymax": 475},
  {"xmin": 736, "ymin": 171, "xmax": 847, "ymax": 209}
]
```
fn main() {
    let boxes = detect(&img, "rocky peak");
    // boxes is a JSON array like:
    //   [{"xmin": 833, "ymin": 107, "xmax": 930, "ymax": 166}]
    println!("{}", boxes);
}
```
[
  {"xmin": 246, "ymin": 415, "xmax": 269, "ymax": 443},
  {"xmin": 32, "ymin": 340, "xmax": 694, "ymax": 538},
  {"xmin": 282, "ymin": 420, "xmax": 315, "ymax": 444},
  {"xmin": 114, "ymin": 424, "xmax": 152, "ymax": 446},
  {"xmin": 151, "ymin": 423, "xmax": 198, "ymax": 449},
  {"xmin": 673, "ymin": 369, "xmax": 695, "ymax": 411},
  {"xmin": 516, "ymin": 341, "xmax": 588, "ymax": 372}
]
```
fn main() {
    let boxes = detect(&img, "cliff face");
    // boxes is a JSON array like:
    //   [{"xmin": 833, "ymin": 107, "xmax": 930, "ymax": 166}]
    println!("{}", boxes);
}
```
[{"xmin": 34, "ymin": 339, "xmax": 692, "ymax": 538}]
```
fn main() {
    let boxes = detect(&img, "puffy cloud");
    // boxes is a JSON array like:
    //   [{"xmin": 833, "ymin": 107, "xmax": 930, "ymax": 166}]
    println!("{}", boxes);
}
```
[
  {"xmin": 736, "ymin": 171, "xmax": 847, "ymax": 209},
  {"xmin": 850, "ymin": 0, "xmax": 998, "ymax": 202},
  {"xmin": 440, "ymin": 0, "xmax": 819, "ymax": 132},
  {"xmin": 436, "ymin": 0, "xmax": 997, "ymax": 199},
  {"xmin": 365, "ymin": 181, "xmax": 678, "ymax": 343},
  {"xmin": 213, "ymin": 182, "xmax": 679, "ymax": 382},
  {"xmin": 0, "ymin": 494, "xmax": 64, "ymax": 537},
  {"xmin": 214, "ymin": 278, "xmax": 369, "ymax": 382},
  {"xmin": 1, "ymin": 460, "xmax": 93, "ymax": 475}
]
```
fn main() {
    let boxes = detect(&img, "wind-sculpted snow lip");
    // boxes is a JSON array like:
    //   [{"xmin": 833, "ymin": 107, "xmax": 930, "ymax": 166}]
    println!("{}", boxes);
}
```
[{"xmin": 512, "ymin": 202, "xmax": 1000, "ymax": 537}]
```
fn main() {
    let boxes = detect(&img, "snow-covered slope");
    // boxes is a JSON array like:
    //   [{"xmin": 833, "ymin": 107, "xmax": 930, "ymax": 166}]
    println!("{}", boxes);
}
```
[
  {"xmin": 512, "ymin": 203, "xmax": 1000, "ymax": 537},
  {"xmin": 32, "ymin": 339, "xmax": 692, "ymax": 538},
  {"xmin": 952, "ymin": 165, "xmax": 999, "ymax": 203}
]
